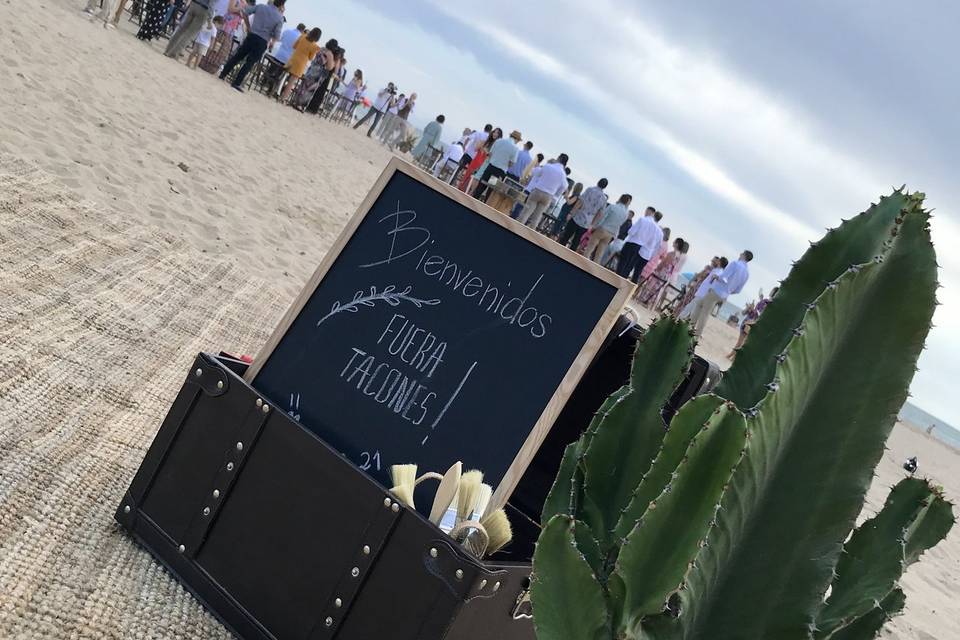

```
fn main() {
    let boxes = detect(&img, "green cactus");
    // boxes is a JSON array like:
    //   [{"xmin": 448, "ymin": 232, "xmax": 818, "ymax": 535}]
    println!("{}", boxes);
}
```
[
  {"xmin": 815, "ymin": 478, "xmax": 954, "ymax": 638},
  {"xmin": 715, "ymin": 191, "xmax": 913, "ymax": 409},
  {"xmin": 530, "ymin": 191, "xmax": 954, "ymax": 640}
]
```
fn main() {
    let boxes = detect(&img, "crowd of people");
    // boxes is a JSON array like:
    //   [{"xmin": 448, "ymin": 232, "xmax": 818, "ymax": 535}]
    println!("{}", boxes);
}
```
[
  {"xmin": 82, "ymin": 0, "xmax": 412, "ymax": 136},
  {"xmin": 413, "ymin": 121, "xmax": 758, "ymax": 341},
  {"xmin": 80, "ymin": 0, "xmax": 761, "ymax": 348}
]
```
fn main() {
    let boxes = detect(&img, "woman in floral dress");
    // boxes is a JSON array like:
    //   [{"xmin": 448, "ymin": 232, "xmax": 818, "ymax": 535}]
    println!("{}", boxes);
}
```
[{"xmin": 637, "ymin": 238, "xmax": 689, "ymax": 308}]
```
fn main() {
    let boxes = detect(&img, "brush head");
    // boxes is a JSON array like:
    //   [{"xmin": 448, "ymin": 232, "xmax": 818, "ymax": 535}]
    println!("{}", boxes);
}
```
[
  {"xmin": 456, "ymin": 470, "xmax": 484, "ymax": 525},
  {"xmin": 389, "ymin": 464, "xmax": 418, "ymax": 508},
  {"xmin": 481, "ymin": 509, "xmax": 512, "ymax": 555},
  {"xmin": 474, "ymin": 484, "xmax": 493, "ymax": 521}
]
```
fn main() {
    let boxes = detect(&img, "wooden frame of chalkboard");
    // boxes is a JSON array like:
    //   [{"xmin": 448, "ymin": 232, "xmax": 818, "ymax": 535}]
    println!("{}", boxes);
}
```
[{"xmin": 244, "ymin": 158, "xmax": 634, "ymax": 511}]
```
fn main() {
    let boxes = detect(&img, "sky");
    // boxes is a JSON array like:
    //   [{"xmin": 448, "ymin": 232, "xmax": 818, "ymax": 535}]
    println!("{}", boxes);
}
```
[{"xmin": 283, "ymin": 0, "xmax": 960, "ymax": 428}]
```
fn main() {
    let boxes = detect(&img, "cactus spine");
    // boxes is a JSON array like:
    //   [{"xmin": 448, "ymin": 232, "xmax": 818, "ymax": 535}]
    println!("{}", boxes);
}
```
[{"xmin": 531, "ymin": 192, "xmax": 954, "ymax": 640}]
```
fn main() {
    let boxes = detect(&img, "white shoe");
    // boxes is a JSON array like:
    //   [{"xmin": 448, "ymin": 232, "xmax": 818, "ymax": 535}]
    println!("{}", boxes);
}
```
[
  {"xmin": 83, "ymin": 8, "xmax": 96, "ymax": 14},
  {"xmin": 104, "ymin": 22, "xmax": 116, "ymax": 30}
]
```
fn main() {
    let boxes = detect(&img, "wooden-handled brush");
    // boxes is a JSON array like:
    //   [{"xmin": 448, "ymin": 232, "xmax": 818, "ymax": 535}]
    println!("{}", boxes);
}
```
[
  {"xmin": 480, "ymin": 509, "xmax": 512, "ymax": 555},
  {"xmin": 429, "ymin": 461, "xmax": 462, "ymax": 526},
  {"xmin": 473, "ymin": 483, "xmax": 492, "ymax": 521},
  {"xmin": 455, "ymin": 470, "xmax": 483, "ymax": 527},
  {"xmin": 389, "ymin": 464, "xmax": 418, "ymax": 508}
]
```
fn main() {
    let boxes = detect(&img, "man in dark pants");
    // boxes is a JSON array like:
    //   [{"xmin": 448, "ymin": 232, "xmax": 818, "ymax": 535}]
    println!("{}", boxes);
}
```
[
  {"xmin": 472, "ymin": 130, "xmax": 521, "ymax": 201},
  {"xmin": 617, "ymin": 207, "xmax": 664, "ymax": 283},
  {"xmin": 219, "ymin": 0, "xmax": 285, "ymax": 92}
]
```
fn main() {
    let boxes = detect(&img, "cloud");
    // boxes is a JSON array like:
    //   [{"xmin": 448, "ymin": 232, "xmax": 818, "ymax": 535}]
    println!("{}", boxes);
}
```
[
  {"xmin": 289, "ymin": 0, "xmax": 958, "ymax": 426},
  {"xmin": 425, "ymin": 1, "xmax": 821, "ymax": 245}
]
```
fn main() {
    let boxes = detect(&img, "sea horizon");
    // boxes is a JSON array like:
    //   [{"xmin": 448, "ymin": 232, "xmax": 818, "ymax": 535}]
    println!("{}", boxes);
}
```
[{"xmin": 899, "ymin": 401, "xmax": 960, "ymax": 451}]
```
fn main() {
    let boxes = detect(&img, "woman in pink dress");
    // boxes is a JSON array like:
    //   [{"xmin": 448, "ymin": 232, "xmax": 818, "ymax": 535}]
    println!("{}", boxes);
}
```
[{"xmin": 637, "ymin": 238, "xmax": 689, "ymax": 308}]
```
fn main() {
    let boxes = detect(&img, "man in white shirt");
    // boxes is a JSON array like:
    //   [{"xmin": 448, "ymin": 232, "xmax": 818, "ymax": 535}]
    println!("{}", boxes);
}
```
[
  {"xmin": 353, "ymin": 83, "xmax": 397, "ymax": 137},
  {"xmin": 679, "ymin": 256, "xmax": 726, "ymax": 318},
  {"xmin": 618, "ymin": 207, "xmax": 663, "ymax": 283},
  {"xmin": 376, "ymin": 93, "xmax": 404, "ymax": 139},
  {"xmin": 460, "ymin": 125, "xmax": 492, "ymax": 171},
  {"xmin": 434, "ymin": 142, "xmax": 465, "ymax": 180},
  {"xmin": 517, "ymin": 154, "xmax": 570, "ymax": 230},
  {"xmin": 685, "ymin": 251, "xmax": 753, "ymax": 337}
]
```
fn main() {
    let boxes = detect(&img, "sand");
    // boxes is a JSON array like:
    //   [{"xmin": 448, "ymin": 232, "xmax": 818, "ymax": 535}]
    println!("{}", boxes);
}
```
[{"xmin": 0, "ymin": 1, "xmax": 956, "ymax": 638}]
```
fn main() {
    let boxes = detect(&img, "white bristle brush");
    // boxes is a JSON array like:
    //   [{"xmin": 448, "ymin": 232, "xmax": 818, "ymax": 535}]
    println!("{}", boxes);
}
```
[
  {"xmin": 472, "ymin": 484, "xmax": 492, "ymax": 521},
  {"xmin": 480, "ymin": 509, "xmax": 512, "ymax": 555},
  {"xmin": 455, "ymin": 470, "xmax": 483, "ymax": 526},
  {"xmin": 389, "ymin": 464, "xmax": 417, "ymax": 508}
]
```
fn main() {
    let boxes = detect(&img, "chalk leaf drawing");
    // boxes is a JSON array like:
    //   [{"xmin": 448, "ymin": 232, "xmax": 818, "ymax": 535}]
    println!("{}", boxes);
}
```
[{"xmin": 317, "ymin": 285, "xmax": 440, "ymax": 326}]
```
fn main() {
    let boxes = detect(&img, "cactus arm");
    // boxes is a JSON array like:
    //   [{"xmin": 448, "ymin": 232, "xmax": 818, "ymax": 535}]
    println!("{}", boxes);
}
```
[
  {"xmin": 612, "ymin": 394, "xmax": 725, "ymax": 541},
  {"xmin": 612, "ymin": 403, "xmax": 746, "ymax": 636},
  {"xmin": 815, "ymin": 478, "xmax": 949, "ymax": 636},
  {"xmin": 581, "ymin": 319, "xmax": 695, "ymax": 550},
  {"xmin": 671, "ymin": 202, "xmax": 937, "ymax": 638},
  {"xmin": 541, "ymin": 441, "xmax": 584, "ymax": 525},
  {"xmin": 903, "ymin": 484, "xmax": 954, "ymax": 564},
  {"xmin": 573, "ymin": 519, "xmax": 605, "ymax": 578},
  {"xmin": 541, "ymin": 387, "xmax": 632, "ymax": 525},
  {"xmin": 816, "ymin": 478, "xmax": 954, "ymax": 636},
  {"xmin": 717, "ymin": 192, "xmax": 911, "ymax": 410},
  {"xmin": 827, "ymin": 588, "xmax": 905, "ymax": 640},
  {"xmin": 531, "ymin": 515, "xmax": 612, "ymax": 640},
  {"xmin": 587, "ymin": 386, "xmax": 632, "ymax": 436}
]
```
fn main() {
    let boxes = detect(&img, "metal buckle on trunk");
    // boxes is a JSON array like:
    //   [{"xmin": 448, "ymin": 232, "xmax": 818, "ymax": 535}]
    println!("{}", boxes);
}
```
[{"xmin": 511, "ymin": 581, "xmax": 532, "ymax": 619}]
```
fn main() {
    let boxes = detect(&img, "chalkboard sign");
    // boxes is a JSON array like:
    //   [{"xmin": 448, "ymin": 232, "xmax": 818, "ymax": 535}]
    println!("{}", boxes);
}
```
[{"xmin": 246, "ymin": 159, "xmax": 632, "ymax": 510}]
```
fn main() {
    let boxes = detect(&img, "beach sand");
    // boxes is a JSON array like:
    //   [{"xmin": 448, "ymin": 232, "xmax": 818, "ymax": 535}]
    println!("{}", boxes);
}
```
[{"xmin": 0, "ymin": 2, "xmax": 956, "ymax": 638}]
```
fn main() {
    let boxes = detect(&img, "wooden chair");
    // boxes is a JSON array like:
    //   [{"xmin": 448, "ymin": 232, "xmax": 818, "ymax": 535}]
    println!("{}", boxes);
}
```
[{"xmin": 658, "ymin": 284, "xmax": 685, "ymax": 315}]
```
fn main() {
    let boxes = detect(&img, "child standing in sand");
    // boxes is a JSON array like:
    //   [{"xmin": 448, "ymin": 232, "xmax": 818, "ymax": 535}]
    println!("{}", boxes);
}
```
[{"xmin": 187, "ymin": 17, "xmax": 223, "ymax": 70}]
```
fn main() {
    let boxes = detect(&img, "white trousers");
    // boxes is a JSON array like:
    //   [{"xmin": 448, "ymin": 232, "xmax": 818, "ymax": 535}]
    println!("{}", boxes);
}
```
[{"xmin": 85, "ymin": 0, "xmax": 116, "ymax": 21}]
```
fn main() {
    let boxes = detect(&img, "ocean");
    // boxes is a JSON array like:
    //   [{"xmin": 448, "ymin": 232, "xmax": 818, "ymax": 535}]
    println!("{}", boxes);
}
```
[{"xmin": 899, "ymin": 401, "xmax": 960, "ymax": 450}]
